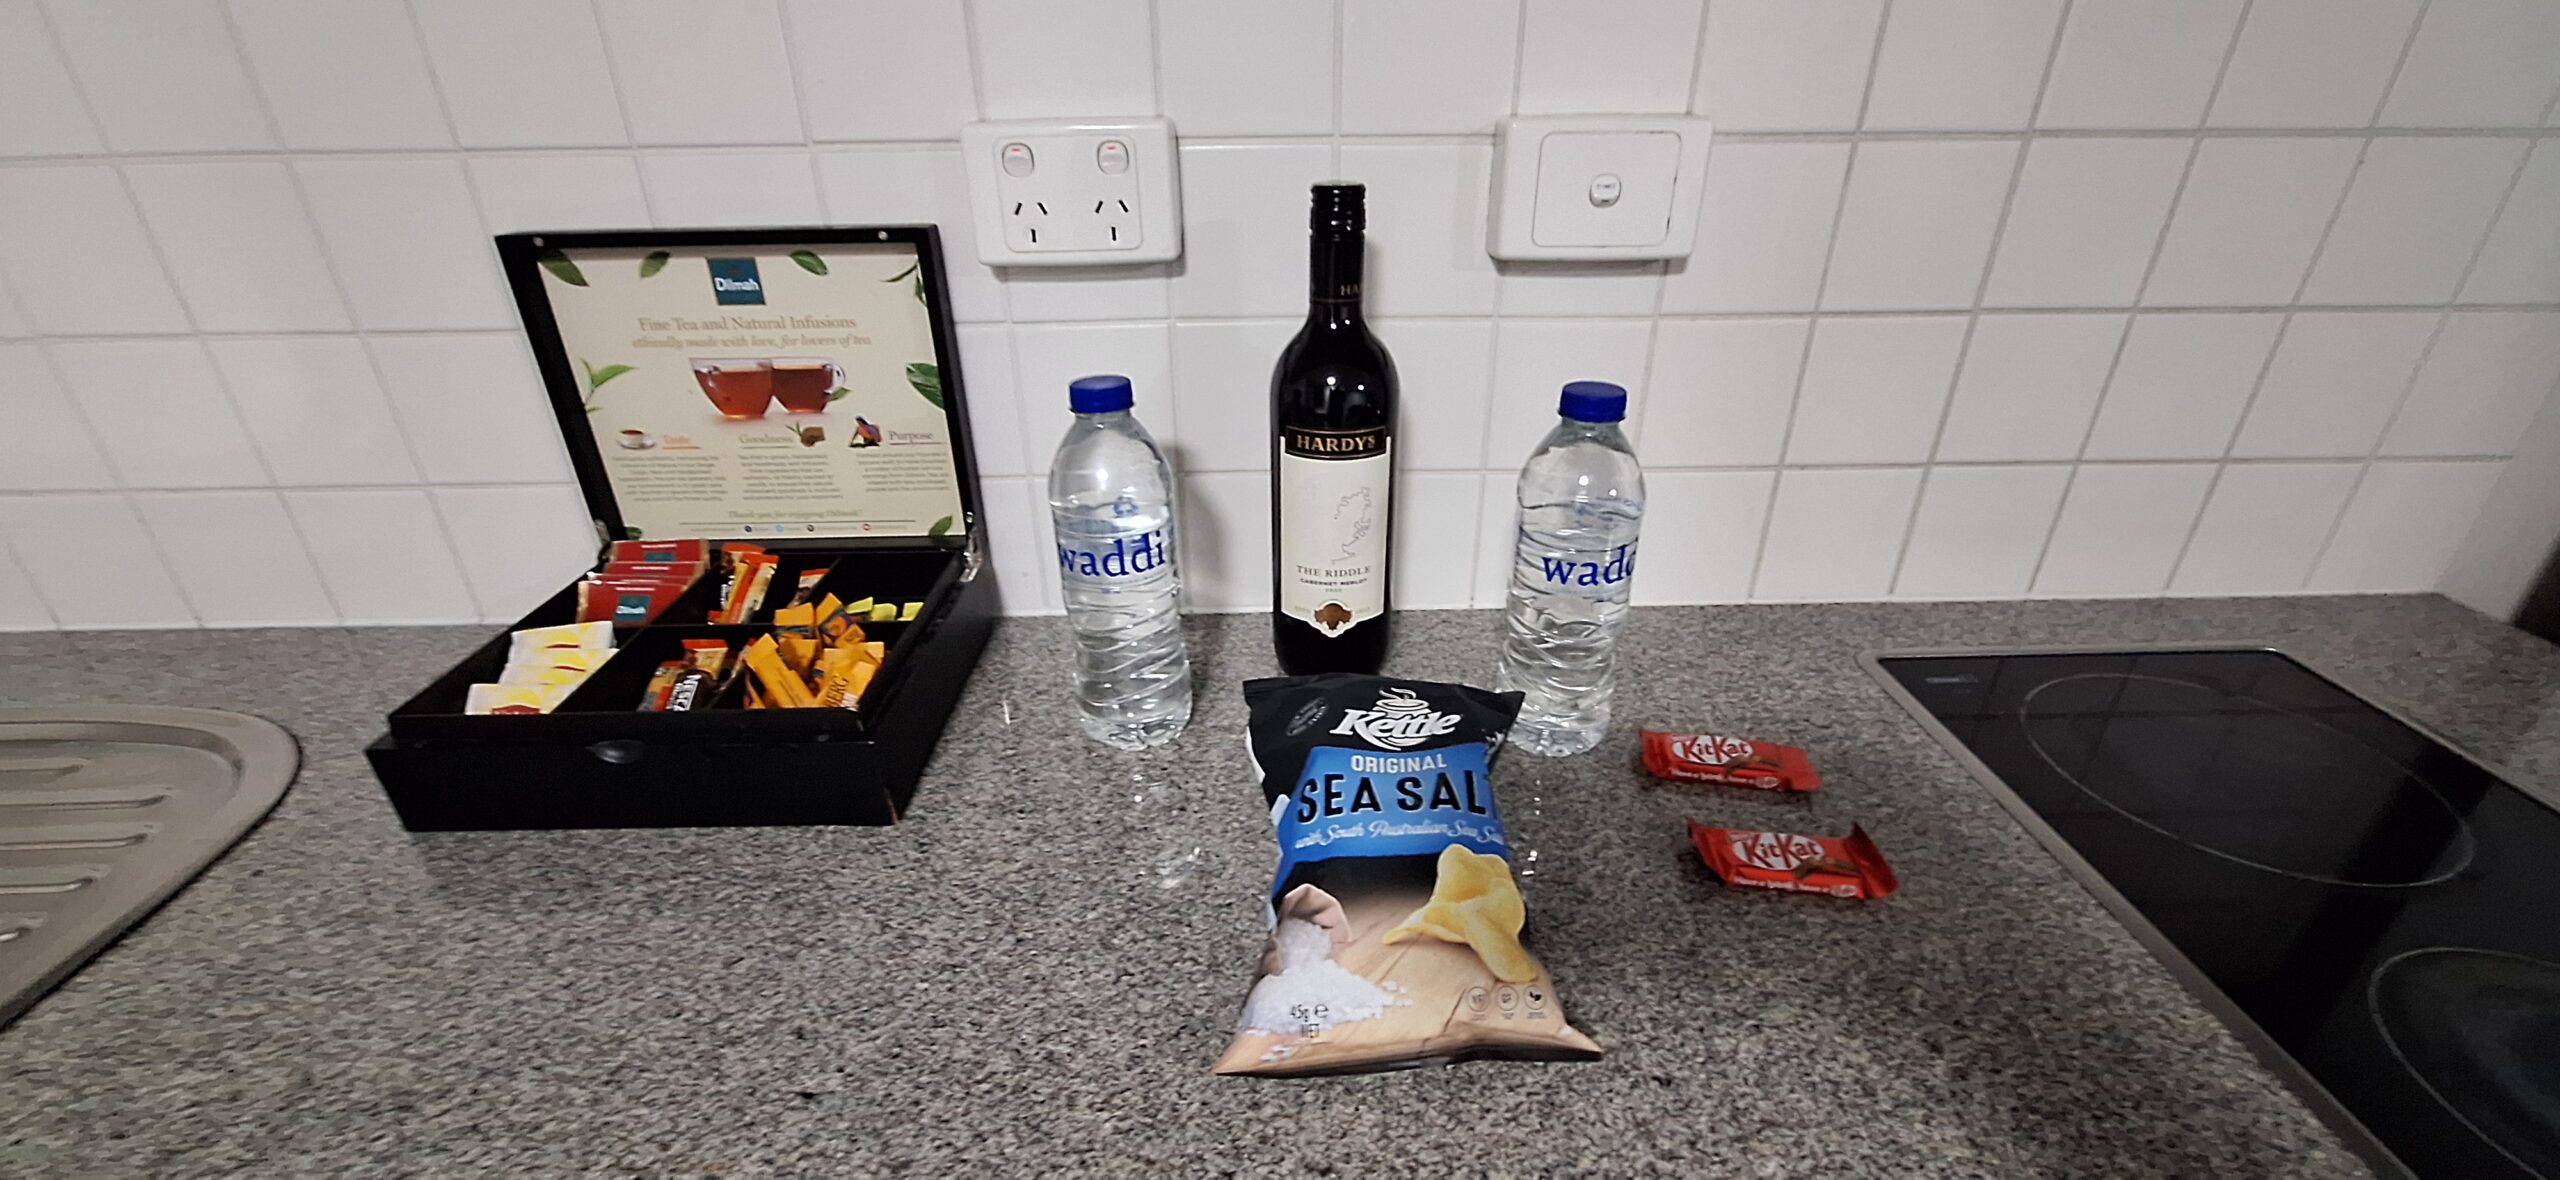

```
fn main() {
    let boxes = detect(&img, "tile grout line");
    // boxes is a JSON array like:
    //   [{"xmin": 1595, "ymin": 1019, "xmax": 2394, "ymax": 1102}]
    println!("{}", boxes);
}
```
[
  {"xmin": 2160, "ymin": 0, "xmax": 2432, "ymax": 595},
  {"xmin": 1744, "ymin": 0, "xmax": 1894, "ymax": 602},
  {"xmin": 580, "ymin": 0, "xmax": 652, "ymax": 225},
  {"xmin": 1884, "ymin": 0, "xmax": 2074, "ymax": 599},
  {"xmin": 768, "ymin": 0, "xmax": 830, "ymax": 216},
  {"xmin": 2026, "ymin": 0, "xmax": 2254, "ymax": 595},
  {"xmin": 2300, "ymin": 132, "xmax": 2542, "ymax": 587},
  {"xmin": 1465, "ymin": 0, "xmax": 1536, "ymax": 609}
]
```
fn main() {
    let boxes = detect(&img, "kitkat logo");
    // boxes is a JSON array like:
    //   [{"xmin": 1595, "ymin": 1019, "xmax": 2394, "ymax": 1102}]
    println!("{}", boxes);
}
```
[
  {"xmin": 1669, "ymin": 734, "xmax": 1754, "ymax": 765},
  {"xmin": 1728, "ymin": 830, "xmax": 1826, "ymax": 872},
  {"xmin": 707, "ymin": 257, "xmax": 765, "ymax": 305}
]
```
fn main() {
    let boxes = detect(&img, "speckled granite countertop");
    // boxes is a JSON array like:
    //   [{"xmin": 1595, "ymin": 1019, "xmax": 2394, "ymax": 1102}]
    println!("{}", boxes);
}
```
[{"xmin": 4, "ymin": 596, "xmax": 2556, "ymax": 1177}]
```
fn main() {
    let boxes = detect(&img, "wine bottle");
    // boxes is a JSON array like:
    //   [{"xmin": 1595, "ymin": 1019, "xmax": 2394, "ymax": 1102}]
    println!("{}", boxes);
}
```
[{"xmin": 1270, "ymin": 183, "xmax": 1397, "ymax": 675}]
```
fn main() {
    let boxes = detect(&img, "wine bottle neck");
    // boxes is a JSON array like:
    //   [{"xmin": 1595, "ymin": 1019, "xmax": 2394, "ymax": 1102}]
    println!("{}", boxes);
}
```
[{"xmin": 1307, "ymin": 231, "xmax": 1365, "ymax": 325}]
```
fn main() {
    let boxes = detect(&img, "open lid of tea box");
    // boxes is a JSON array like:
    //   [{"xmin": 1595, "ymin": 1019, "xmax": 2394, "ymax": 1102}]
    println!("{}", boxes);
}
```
[{"xmin": 494, "ymin": 226, "xmax": 982, "ymax": 554}]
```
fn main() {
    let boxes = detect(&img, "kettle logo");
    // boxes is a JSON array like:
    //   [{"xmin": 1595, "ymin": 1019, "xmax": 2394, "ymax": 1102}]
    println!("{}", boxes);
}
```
[
  {"xmin": 1332, "ymin": 687, "xmax": 1461, "ymax": 750},
  {"xmin": 708, "ymin": 257, "xmax": 765, "ymax": 305}
]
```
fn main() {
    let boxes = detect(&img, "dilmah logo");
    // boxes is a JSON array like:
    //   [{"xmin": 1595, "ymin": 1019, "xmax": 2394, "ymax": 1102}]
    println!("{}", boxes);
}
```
[
  {"xmin": 1331, "ymin": 687, "xmax": 1462, "ymax": 750},
  {"xmin": 707, "ymin": 257, "xmax": 765, "ymax": 305}
]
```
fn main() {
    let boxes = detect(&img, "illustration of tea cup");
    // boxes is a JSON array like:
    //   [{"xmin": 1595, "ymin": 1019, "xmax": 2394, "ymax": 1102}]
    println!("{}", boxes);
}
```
[
  {"xmin": 691, "ymin": 358, "xmax": 773, "ymax": 419},
  {"xmin": 770, "ymin": 357, "xmax": 848, "ymax": 414}
]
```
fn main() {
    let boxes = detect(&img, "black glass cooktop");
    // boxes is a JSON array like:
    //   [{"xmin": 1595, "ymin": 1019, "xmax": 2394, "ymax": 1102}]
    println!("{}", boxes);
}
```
[{"xmin": 1877, "ymin": 648, "xmax": 2560, "ymax": 1180}]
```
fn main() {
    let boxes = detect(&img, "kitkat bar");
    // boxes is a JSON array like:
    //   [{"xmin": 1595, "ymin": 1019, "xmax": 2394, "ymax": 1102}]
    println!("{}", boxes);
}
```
[
  {"xmin": 1687, "ymin": 820, "xmax": 1898, "ymax": 900},
  {"xmin": 1640, "ymin": 728, "xmax": 1821, "ymax": 792}
]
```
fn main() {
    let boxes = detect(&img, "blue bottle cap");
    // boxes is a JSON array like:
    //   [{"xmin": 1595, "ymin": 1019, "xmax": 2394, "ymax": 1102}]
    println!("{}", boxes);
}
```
[
  {"xmin": 1558, "ymin": 380, "xmax": 1628, "ymax": 423},
  {"xmin": 1068, "ymin": 374, "xmax": 1134, "ymax": 413}
]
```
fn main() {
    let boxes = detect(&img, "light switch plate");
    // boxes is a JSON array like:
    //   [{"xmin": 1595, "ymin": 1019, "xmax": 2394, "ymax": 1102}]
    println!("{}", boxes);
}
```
[
  {"xmin": 960, "ymin": 118, "xmax": 1182, "ymax": 267},
  {"xmin": 1489, "ymin": 116, "xmax": 1713, "ymax": 261}
]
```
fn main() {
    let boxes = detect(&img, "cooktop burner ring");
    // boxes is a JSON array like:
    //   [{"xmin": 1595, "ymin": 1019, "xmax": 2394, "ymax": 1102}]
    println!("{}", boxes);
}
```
[
  {"xmin": 2371, "ymin": 946, "xmax": 2560, "ymax": 1179},
  {"xmin": 2018, "ymin": 671, "xmax": 2476, "ymax": 890}
]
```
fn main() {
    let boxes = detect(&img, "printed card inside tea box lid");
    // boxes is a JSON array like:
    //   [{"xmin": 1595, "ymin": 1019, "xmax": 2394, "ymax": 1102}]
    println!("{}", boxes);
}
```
[{"xmin": 364, "ymin": 226, "xmax": 997, "ymax": 831}]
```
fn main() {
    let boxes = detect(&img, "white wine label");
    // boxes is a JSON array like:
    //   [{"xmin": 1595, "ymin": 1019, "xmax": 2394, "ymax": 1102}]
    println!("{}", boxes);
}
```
[{"xmin": 1279, "ymin": 443, "xmax": 1390, "ymax": 637}]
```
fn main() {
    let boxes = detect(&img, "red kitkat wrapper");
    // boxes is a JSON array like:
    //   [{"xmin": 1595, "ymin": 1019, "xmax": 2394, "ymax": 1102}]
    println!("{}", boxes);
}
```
[
  {"xmin": 1641, "ymin": 729, "xmax": 1821, "ymax": 792},
  {"xmin": 607, "ymin": 539, "xmax": 706, "ymax": 566},
  {"xmin": 1687, "ymin": 820, "xmax": 1899, "ymax": 900}
]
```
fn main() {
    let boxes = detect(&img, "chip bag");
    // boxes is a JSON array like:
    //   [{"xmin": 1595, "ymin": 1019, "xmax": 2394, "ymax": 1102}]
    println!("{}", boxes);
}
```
[{"xmin": 1216, "ymin": 675, "xmax": 1601, "ymax": 1077}]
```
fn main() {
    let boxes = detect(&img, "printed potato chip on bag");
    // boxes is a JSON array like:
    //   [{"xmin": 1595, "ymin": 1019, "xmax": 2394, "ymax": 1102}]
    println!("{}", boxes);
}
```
[{"xmin": 1217, "ymin": 675, "xmax": 1601, "ymax": 1077}]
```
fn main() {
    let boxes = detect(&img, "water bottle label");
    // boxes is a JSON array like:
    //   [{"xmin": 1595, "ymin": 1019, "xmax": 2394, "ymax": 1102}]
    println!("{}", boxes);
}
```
[
  {"xmin": 1054, "ymin": 521, "xmax": 1175, "ymax": 585},
  {"xmin": 1531, "ymin": 540, "xmax": 1639, "ymax": 595}
]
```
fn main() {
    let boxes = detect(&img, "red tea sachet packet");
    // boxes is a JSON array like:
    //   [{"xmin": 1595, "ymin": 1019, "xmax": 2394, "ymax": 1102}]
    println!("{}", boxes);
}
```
[
  {"xmin": 1687, "ymin": 820, "xmax": 1898, "ymax": 900},
  {"xmin": 1641, "ymin": 729, "xmax": 1821, "ymax": 792}
]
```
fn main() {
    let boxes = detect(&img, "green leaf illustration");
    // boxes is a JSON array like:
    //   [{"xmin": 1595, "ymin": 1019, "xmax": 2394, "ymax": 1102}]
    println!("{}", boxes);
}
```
[
  {"xmin": 624, "ymin": 526, "xmax": 643, "ymax": 540},
  {"xmin": 905, "ymin": 362, "xmax": 942, "ymax": 409},
  {"xmin": 536, "ymin": 248, "xmax": 587, "ymax": 287},
  {"xmin": 588, "ymin": 363, "xmax": 634, "ymax": 388},
  {"xmin": 927, "ymin": 515, "xmax": 954, "ymax": 538},
  {"xmin": 912, "ymin": 273, "xmax": 926, "ymax": 305},
  {"xmin": 883, "ymin": 262, "xmax": 918, "ymax": 283},
  {"xmin": 827, "ymin": 386, "xmax": 851, "ymax": 402},
  {"xmin": 790, "ymin": 250, "xmax": 829, "ymax": 276},
  {"xmin": 638, "ymin": 251, "xmax": 670, "ymax": 278}
]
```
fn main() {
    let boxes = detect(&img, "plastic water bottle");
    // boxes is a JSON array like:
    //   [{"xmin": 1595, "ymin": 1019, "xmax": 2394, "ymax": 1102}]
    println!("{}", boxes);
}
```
[
  {"xmin": 1049, "ymin": 374, "xmax": 1193, "ymax": 749},
  {"xmin": 1496, "ymin": 381, "xmax": 1645, "ymax": 757}
]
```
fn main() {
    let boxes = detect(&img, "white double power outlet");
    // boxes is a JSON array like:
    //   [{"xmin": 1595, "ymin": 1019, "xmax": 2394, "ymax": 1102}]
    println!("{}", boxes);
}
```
[{"xmin": 960, "ymin": 118, "xmax": 1182, "ymax": 267}]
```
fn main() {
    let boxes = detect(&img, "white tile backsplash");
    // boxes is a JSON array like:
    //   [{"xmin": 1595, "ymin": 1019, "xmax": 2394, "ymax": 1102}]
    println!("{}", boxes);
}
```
[
  {"xmin": 971, "ymin": 0, "xmax": 1157, "ymax": 118},
  {"xmin": 44, "ymin": 0, "xmax": 273, "ymax": 153},
  {"xmin": 1629, "ymin": 469, "xmax": 1776, "ymax": 604},
  {"xmin": 1935, "ymin": 313, "xmax": 2123, "ymax": 464},
  {"xmin": 2385, "ymin": 312, "xmax": 2560, "ymax": 456},
  {"xmin": 296, "ymin": 158, "xmax": 515, "ymax": 330},
  {"xmin": 1785, "ymin": 315, "xmax": 1966, "ymax": 465},
  {"xmin": 2378, "ymin": 0, "xmax": 2560, "ymax": 128},
  {"xmin": 1341, "ymin": 145, "xmax": 1495, "ymax": 319},
  {"xmin": 1862, "ymin": 0, "xmax": 2065, "ymax": 132},
  {"xmin": 0, "ymin": 344, "xmax": 113, "ymax": 490},
  {"xmin": 0, "ymin": 0, "xmax": 2552, "ymax": 627},
  {"xmin": 124, "ymin": 162, "xmax": 353, "ymax": 334},
  {"xmin": 596, "ymin": 0, "xmax": 803, "ymax": 147},
  {"xmin": 2034, "ymin": 463, "xmax": 2217, "ymax": 596},
  {"xmin": 2312, "ymin": 459, "xmax": 2507, "ymax": 591},
  {"xmin": 432, "ymin": 484, "xmax": 599, "ymax": 620},
  {"xmin": 283, "ymin": 488, "xmax": 480, "ymax": 623},
  {"xmin": 2462, "ymin": 142, "xmax": 2560, "ymax": 304},
  {"xmin": 2144, "ymin": 138, "xmax": 2364, "ymax": 307},
  {"xmin": 1342, "ymin": 0, "xmax": 1521, "ymax": 135},
  {"xmin": 1639, "ymin": 317, "xmax": 1808, "ymax": 469},
  {"xmin": 0, "ymin": 0, "xmax": 99, "ymax": 157},
  {"xmin": 1822, "ymin": 139, "xmax": 2019, "ymax": 311},
  {"xmin": 1170, "ymin": 145, "xmax": 1337, "ymax": 319},
  {"xmin": 412, "ymin": 0, "xmax": 628, "ymax": 149},
  {"xmin": 1661, "ymin": 141, "xmax": 1849, "ymax": 314},
  {"xmin": 786, "ymin": 1, "xmax": 978, "ymax": 143},
  {"xmin": 0, "ymin": 167, "xmax": 190, "ymax": 336},
  {"xmin": 1692, "ymin": 0, "xmax": 1883, "ymax": 132},
  {"xmin": 1169, "ymin": 319, "xmax": 1293, "ymax": 473},
  {"xmin": 2171, "ymin": 462, "xmax": 2363, "ymax": 594},
  {"xmin": 1159, "ymin": 0, "xmax": 1333, "ymax": 137},
  {"xmin": 2302, "ymin": 138, "xmax": 2530, "ymax": 306},
  {"xmin": 1895, "ymin": 464, "xmax": 2072, "ymax": 599},
  {"xmin": 1518, "ymin": 0, "xmax": 1706, "ymax": 116},
  {"xmin": 468, "ymin": 155, "xmax": 654, "ymax": 233},
  {"xmin": 229, "ymin": 0, "xmax": 453, "ymax": 151},
  {"xmin": 206, "ymin": 337, "xmax": 419, "ymax": 486},
  {"xmin": 133, "ymin": 490, "xmax": 336, "ymax": 626},
  {"xmin": 50, "ymin": 339, "xmax": 268, "ymax": 488},
  {"xmin": 2209, "ymin": 0, "xmax": 2428, "ymax": 128},
  {"xmin": 2036, "ymin": 0, "xmax": 2245, "ymax": 130},
  {"xmin": 1985, "ymin": 138, "xmax": 2189, "ymax": 308},
  {"xmin": 2230, "ymin": 311, "xmax": 2439, "ymax": 459},
  {"xmin": 0, "ymin": 493, "xmax": 196, "ymax": 627},
  {"xmin": 642, "ymin": 151, "xmax": 825, "ymax": 227},
  {"xmin": 368, "ymin": 334, "xmax": 576, "ymax": 485},
  {"xmin": 1755, "ymin": 467, "xmax": 1924, "ymax": 600},
  {"xmin": 2083, "ymin": 313, "xmax": 2284, "ymax": 460}
]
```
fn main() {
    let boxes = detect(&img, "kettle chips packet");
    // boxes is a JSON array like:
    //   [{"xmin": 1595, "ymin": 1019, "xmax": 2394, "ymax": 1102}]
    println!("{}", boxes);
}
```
[{"xmin": 1217, "ymin": 675, "xmax": 1601, "ymax": 1077}]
